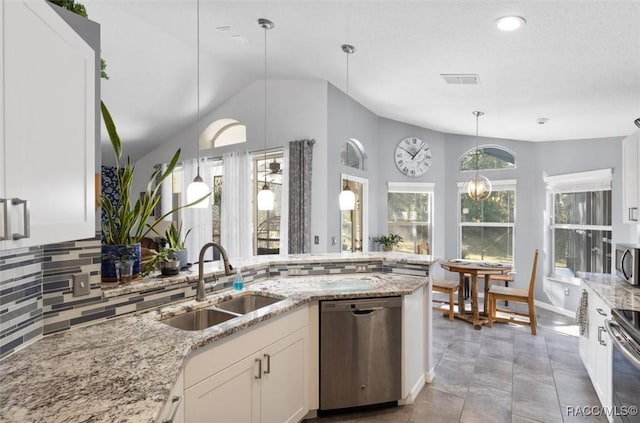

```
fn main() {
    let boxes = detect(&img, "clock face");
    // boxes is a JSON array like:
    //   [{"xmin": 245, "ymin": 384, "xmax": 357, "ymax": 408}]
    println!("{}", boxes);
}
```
[{"xmin": 394, "ymin": 136, "xmax": 432, "ymax": 177}]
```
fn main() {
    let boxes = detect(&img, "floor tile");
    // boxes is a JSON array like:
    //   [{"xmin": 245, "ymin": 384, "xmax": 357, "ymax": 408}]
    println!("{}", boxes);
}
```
[
  {"xmin": 459, "ymin": 382, "xmax": 512, "ymax": 423},
  {"xmin": 429, "ymin": 356, "xmax": 476, "ymax": 398},
  {"xmin": 408, "ymin": 386, "xmax": 464, "ymax": 422},
  {"xmin": 472, "ymin": 355, "xmax": 513, "ymax": 391},
  {"xmin": 512, "ymin": 379, "xmax": 563, "ymax": 423}
]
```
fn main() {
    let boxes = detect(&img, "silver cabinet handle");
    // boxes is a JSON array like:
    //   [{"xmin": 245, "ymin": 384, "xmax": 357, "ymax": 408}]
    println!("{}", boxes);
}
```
[
  {"xmin": 263, "ymin": 353, "xmax": 271, "ymax": 375},
  {"xmin": 161, "ymin": 395, "xmax": 182, "ymax": 423},
  {"xmin": 0, "ymin": 198, "xmax": 7, "ymax": 241},
  {"xmin": 630, "ymin": 207, "xmax": 638, "ymax": 222},
  {"xmin": 597, "ymin": 326, "xmax": 607, "ymax": 346},
  {"xmin": 11, "ymin": 198, "xmax": 30, "ymax": 240},
  {"xmin": 596, "ymin": 308, "xmax": 607, "ymax": 317},
  {"xmin": 255, "ymin": 358, "xmax": 262, "ymax": 380}
]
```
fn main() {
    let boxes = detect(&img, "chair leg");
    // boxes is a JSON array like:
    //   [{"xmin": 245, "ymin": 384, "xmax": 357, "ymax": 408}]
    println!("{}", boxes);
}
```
[
  {"xmin": 448, "ymin": 289, "xmax": 454, "ymax": 321},
  {"xmin": 487, "ymin": 293, "xmax": 494, "ymax": 327},
  {"xmin": 504, "ymin": 281, "xmax": 509, "ymax": 306},
  {"xmin": 528, "ymin": 298, "xmax": 537, "ymax": 336}
]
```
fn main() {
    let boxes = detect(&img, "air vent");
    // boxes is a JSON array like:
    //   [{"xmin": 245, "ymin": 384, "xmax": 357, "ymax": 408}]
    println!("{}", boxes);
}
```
[{"xmin": 441, "ymin": 74, "xmax": 480, "ymax": 85}]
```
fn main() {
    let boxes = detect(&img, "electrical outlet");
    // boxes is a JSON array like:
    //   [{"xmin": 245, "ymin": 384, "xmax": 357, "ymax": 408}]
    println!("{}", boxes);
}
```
[
  {"xmin": 73, "ymin": 273, "xmax": 90, "ymax": 297},
  {"xmin": 356, "ymin": 265, "xmax": 368, "ymax": 273},
  {"xmin": 331, "ymin": 236, "xmax": 336, "ymax": 246},
  {"xmin": 288, "ymin": 268, "xmax": 303, "ymax": 276},
  {"xmin": 563, "ymin": 287, "xmax": 570, "ymax": 296}
]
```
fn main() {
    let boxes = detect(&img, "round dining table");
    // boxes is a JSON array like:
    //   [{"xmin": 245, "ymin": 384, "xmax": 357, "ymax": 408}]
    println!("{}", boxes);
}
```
[{"xmin": 439, "ymin": 260, "xmax": 513, "ymax": 329}]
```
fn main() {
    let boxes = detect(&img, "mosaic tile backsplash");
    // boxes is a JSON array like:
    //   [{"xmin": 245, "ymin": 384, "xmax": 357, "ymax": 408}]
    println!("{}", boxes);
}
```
[{"xmin": 1, "ymin": 237, "xmax": 430, "ymax": 359}]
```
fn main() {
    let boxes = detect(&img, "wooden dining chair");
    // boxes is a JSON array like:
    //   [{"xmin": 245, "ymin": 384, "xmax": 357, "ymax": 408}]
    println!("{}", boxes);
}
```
[
  {"xmin": 432, "ymin": 279, "xmax": 460, "ymax": 321},
  {"xmin": 487, "ymin": 249, "xmax": 539, "ymax": 335}
]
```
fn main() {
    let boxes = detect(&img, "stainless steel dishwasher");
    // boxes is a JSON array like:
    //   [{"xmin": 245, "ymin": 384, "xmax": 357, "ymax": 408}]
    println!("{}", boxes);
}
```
[{"xmin": 320, "ymin": 296, "xmax": 402, "ymax": 411}]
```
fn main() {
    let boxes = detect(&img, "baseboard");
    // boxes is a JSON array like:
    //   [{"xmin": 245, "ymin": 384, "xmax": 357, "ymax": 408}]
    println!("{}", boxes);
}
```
[
  {"xmin": 399, "ymin": 373, "xmax": 426, "ymax": 405},
  {"xmin": 534, "ymin": 300, "xmax": 575, "ymax": 317},
  {"xmin": 426, "ymin": 367, "xmax": 435, "ymax": 383}
]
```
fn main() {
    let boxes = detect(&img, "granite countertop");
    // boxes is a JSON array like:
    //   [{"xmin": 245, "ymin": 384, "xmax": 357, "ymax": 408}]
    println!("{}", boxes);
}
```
[
  {"xmin": 0, "ymin": 271, "xmax": 428, "ymax": 423},
  {"xmin": 579, "ymin": 272, "xmax": 640, "ymax": 311},
  {"xmin": 101, "ymin": 251, "xmax": 437, "ymax": 298}
]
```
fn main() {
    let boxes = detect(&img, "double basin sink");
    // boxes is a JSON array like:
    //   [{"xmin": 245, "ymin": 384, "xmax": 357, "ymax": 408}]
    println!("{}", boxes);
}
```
[{"xmin": 161, "ymin": 292, "xmax": 283, "ymax": 331}]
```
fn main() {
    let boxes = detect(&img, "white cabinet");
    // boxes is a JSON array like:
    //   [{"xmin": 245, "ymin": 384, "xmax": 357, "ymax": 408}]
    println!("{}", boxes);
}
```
[
  {"xmin": 183, "ymin": 307, "xmax": 309, "ymax": 423},
  {"xmin": 0, "ymin": 0, "xmax": 96, "ymax": 249},
  {"xmin": 578, "ymin": 285, "xmax": 612, "ymax": 419},
  {"xmin": 158, "ymin": 368, "xmax": 184, "ymax": 423},
  {"xmin": 622, "ymin": 130, "xmax": 640, "ymax": 223}
]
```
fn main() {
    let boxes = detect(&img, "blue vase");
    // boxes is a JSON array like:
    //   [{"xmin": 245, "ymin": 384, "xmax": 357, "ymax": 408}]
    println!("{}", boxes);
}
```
[{"xmin": 101, "ymin": 243, "xmax": 141, "ymax": 282}]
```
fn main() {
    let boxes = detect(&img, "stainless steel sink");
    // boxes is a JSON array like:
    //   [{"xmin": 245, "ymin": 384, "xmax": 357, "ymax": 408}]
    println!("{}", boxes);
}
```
[
  {"xmin": 215, "ymin": 293, "xmax": 283, "ymax": 314},
  {"xmin": 161, "ymin": 308, "xmax": 239, "ymax": 331}
]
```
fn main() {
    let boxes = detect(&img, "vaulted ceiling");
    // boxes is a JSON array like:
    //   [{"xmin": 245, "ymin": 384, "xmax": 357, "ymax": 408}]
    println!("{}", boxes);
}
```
[{"xmin": 86, "ymin": 0, "xmax": 640, "ymax": 163}]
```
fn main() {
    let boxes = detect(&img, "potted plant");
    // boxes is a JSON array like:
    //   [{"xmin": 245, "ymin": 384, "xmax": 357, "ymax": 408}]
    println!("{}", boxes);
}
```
[
  {"xmin": 373, "ymin": 233, "xmax": 403, "ymax": 251},
  {"xmin": 100, "ymin": 103, "xmax": 208, "ymax": 282}
]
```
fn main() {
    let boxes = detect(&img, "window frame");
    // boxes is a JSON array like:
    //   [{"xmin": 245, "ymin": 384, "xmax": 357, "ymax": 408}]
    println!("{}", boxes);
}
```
[
  {"xmin": 386, "ymin": 182, "xmax": 434, "ymax": 254},
  {"xmin": 457, "ymin": 179, "xmax": 517, "ymax": 266},
  {"xmin": 459, "ymin": 144, "xmax": 517, "ymax": 172}
]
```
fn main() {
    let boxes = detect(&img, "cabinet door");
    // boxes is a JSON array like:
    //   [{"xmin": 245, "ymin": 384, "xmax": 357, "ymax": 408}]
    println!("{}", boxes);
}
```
[
  {"xmin": 261, "ymin": 328, "xmax": 309, "ymax": 423},
  {"xmin": 185, "ymin": 354, "xmax": 260, "ymax": 423},
  {"xmin": 2, "ymin": 0, "xmax": 95, "ymax": 249},
  {"xmin": 622, "ymin": 131, "xmax": 640, "ymax": 223},
  {"xmin": 592, "ymin": 297, "xmax": 612, "ymax": 412}
]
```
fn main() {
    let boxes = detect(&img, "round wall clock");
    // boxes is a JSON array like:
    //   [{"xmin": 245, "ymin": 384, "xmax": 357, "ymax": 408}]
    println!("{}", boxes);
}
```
[{"xmin": 394, "ymin": 136, "xmax": 432, "ymax": 177}]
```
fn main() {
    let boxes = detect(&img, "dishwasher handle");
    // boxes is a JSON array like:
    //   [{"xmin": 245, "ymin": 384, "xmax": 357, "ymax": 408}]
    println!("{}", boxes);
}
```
[{"xmin": 351, "ymin": 306, "xmax": 383, "ymax": 316}]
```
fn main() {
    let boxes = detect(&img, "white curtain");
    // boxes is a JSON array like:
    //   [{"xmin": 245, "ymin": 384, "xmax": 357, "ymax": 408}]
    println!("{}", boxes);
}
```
[
  {"xmin": 279, "ymin": 146, "xmax": 290, "ymax": 254},
  {"xmin": 221, "ymin": 151, "xmax": 253, "ymax": 259},
  {"xmin": 181, "ymin": 159, "xmax": 214, "ymax": 263}
]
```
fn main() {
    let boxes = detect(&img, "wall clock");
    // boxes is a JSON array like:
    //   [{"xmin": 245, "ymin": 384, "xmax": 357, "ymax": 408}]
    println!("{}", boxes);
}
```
[{"xmin": 394, "ymin": 136, "xmax": 431, "ymax": 177}]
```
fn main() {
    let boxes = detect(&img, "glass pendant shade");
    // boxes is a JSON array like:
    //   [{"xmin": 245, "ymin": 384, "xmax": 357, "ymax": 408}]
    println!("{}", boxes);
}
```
[
  {"xmin": 339, "ymin": 187, "xmax": 356, "ymax": 211},
  {"xmin": 465, "ymin": 174, "xmax": 492, "ymax": 202},
  {"xmin": 187, "ymin": 172, "xmax": 210, "ymax": 208},
  {"xmin": 257, "ymin": 184, "xmax": 274, "ymax": 211}
]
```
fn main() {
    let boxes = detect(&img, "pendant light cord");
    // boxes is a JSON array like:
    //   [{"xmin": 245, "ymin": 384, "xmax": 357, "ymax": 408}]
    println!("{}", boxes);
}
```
[
  {"xmin": 263, "ymin": 22, "xmax": 268, "ymax": 189},
  {"xmin": 196, "ymin": 0, "xmax": 201, "ymax": 178}
]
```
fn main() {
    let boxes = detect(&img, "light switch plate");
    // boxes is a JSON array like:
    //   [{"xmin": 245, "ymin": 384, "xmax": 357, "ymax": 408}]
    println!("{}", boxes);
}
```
[
  {"xmin": 314, "ymin": 235, "xmax": 319, "ymax": 245},
  {"xmin": 73, "ymin": 273, "xmax": 90, "ymax": 297}
]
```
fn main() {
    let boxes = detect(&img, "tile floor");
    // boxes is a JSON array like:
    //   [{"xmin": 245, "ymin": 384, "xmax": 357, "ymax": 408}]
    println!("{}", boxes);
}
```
[{"xmin": 310, "ymin": 303, "xmax": 605, "ymax": 423}]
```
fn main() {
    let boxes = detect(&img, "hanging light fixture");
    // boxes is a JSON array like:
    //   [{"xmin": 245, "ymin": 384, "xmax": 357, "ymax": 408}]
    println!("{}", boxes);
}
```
[
  {"xmin": 186, "ymin": 0, "xmax": 210, "ymax": 208},
  {"xmin": 257, "ymin": 18, "xmax": 275, "ymax": 211},
  {"xmin": 464, "ymin": 111, "xmax": 492, "ymax": 202},
  {"xmin": 339, "ymin": 44, "xmax": 356, "ymax": 211}
]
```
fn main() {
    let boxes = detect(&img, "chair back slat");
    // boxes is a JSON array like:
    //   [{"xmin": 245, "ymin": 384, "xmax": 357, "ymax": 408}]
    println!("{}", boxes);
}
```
[{"xmin": 528, "ymin": 249, "xmax": 540, "ymax": 298}]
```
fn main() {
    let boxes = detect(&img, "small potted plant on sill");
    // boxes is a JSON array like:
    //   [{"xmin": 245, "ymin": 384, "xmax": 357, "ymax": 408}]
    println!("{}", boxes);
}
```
[
  {"xmin": 163, "ymin": 222, "xmax": 191, "ymax": 270},
  {"xmin": 373, "ymin": 233, "xmax": 403, "ymax": 252}
]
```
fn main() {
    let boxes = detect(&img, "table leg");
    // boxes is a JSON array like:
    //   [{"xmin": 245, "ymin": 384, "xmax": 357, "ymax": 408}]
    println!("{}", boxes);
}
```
[
  {"xmin": 458, "ymin": 272, "xmax": 465, "ymax": 314},
  {"xmin": 471, "ymin": 273, "xmax": 480, "ymax": 329}
]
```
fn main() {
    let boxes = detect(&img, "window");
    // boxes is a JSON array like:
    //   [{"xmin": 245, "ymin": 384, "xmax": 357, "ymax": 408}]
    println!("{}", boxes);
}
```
[
  {"xmin": 199, "ymin": 118, "xmax": 246, "ymax": 150},
  {"xmin": 546, "ymin": 169, "xmax": 612, "ymax": 277},
  {"xmin": 387, "ymin": 182, "xmax": 433, "ymax": 254},
  {"xmin": 340, "ymin": 138, "xmax": 366, "ymax": 170},
  {"xmin": 459, "ymin": 180, "xmax": 516, "ymax": 264},
  {"xmin": 341, "ymin": 176, "xmax": 366, "ymax": 252},
  {"xmin": 460, "ymin": 145, "xmax": 516, "ymax": 171},
  {"xmin": 254, "ymin": 151, "xmax": 284, "ymax": 255}
]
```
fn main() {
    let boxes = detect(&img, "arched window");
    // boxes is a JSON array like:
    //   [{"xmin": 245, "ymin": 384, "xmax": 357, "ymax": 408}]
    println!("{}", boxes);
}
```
[
  {"xmin": 340, "ymin": 138, "xmax": 366, "ymax": 170},
  {"xmin": 460, "ymin": 145, "xmax": 516, "ymax": 171},
  {"xmin": 199, "ymin": 118, "xmax": 246, "ymax": 150}
]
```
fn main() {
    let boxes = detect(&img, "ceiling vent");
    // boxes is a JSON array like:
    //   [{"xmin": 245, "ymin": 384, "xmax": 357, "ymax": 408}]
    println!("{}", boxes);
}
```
[{"xmin": 441, "ymin": 74, "xmax": 480, "ymax": 85}]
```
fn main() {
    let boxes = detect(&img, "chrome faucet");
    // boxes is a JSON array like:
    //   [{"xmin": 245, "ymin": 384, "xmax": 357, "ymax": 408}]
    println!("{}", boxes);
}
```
[{"xmin": 196, "ymin": 242, "xmax": 233, "ymax": 301}]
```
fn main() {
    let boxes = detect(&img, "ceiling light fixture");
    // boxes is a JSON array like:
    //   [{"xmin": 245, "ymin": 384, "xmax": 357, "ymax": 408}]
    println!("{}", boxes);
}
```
[
  {"xmin": 496, "ymin": 16, "xmax": 526, "ymax": 32},
  {"xmin": 257, "ymin": 18, "xmax": 275, "ymax": 211},
  {"xmin": 339, "ymin": 44, "xmax": 356, "ymax": 211},
  {"xmin": 186, "ymin": 0, "xmax": 211, "ymax": 208},
  {"xmin": 464, "ymin": 111, "xmax": 492, "ymax": 202}
]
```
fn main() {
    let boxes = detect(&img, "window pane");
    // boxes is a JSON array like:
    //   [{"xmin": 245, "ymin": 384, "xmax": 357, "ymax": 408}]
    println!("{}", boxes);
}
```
[
  {"xmin": 387, "ymin": 192, "xmax": 431, "ymax": 254},
  {"xmin": 554, "ymin": 191, "xmax": 611, "ymax": 226},
  {"xmin": 460, "ymin": 147, "xmax": 515, "ymax": 171},
  {"xmin": 461, "ymin": 190, "xmax": 514, "ymax": 223},
  {"xmin": 461, "ymin": 226, "xmax": 514, "ymax": 262},
  {"xmin": 553, "ymin": 228, "xmax": 612, "ymax": 275},
  {"xmin": 255, "ymin": 154, "xmax": 284, "ymax": 255}
]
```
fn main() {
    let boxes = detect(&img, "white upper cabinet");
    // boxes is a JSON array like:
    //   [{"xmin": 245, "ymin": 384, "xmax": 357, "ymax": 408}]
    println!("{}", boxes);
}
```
[
  {"xmin": 1, "ymin": 0, "xmax": 97, "ymax": 249},
  {"xmin": 622, "ymin": 130, "xmax": 640, "ymax": 224}
]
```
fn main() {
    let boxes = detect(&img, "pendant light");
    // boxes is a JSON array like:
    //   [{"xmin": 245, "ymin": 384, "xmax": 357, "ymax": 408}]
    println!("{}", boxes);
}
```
[
  {"xmin": 464, "ymin": 111, "xmax": 492, "ymax": 202},
  {"xmin": 186, "ymin": 0, "xmax": 210, "ymax": 208},
  {"xmin": 257, "ymin": 18, "xmax": 275, "ymax": 211},
  {"xmin": 339, "ymin": 44, "xmax": 356, "ymax": 211}
]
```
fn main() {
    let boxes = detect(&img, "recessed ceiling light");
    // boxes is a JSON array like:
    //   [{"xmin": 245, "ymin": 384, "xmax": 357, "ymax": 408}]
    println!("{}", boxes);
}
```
[{"xmin": 496, "ymin": 16, "xmax": 526, "ymax": 31}]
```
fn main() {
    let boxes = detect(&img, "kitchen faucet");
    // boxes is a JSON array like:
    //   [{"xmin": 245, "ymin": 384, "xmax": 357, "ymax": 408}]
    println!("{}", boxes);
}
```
[{"xmin": 196, "ymin": 242, "xmax": 233, "ymax": 301}]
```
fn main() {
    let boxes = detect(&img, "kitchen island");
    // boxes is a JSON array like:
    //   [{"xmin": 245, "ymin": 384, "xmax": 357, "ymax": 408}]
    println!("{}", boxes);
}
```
[{"xmin": 0, "ymin": 253, "xmax": 435, "ymax": 422}]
